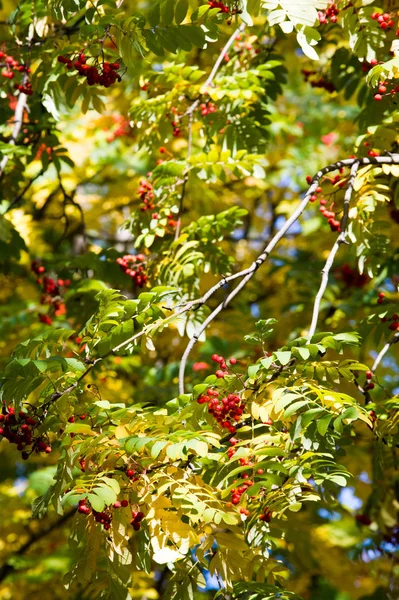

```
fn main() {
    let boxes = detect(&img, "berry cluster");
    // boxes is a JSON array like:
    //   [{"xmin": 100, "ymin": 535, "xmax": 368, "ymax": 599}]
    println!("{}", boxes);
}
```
[
  {"xmin": 230, "ymin": 473, "xmax": 254, "ymax": 506},
  {"xmin": 36, "ymin": 143, "xmax": 53, "ymax": 161},
  {"xmin": 361, "ymin": 59, "xmax": 379, "ymax": 73},
  {"xmin": 306, "ymin": 171, "xmax": 348, "ymax": 232},
  {"xmin": 0, "ymin": 405, "xmax": 51, "ymax": 459},
  {"xmin": 208, "ymin": 1, "xmax": 229, "ymax": 13},
  {"xmin": 31, "ymin": 261, "xmax": 70, "ymax": 325},
  {"xmin": 301, "ymin": 69, "xmax": 336, "ymax": 93},
  {"xmin": 200, "ymin": 102, "xmax": 217, "ymax": 116},
  {"xmin": 138, "ymin": 178, "xmax": 155, "ymax": 211},
  {"xmin": 116, "ymin": 254, "xmax": 147, "ymax": 287},
  {"xmin": 373, "ymin": 80, "xmax": 399, "ymax": 101},
  {"xmin": 356, "ymin": 513, "xmax": 372, "ymax": 526},
  {"xmin": 371, "ymin": 11, "xmax": 395, "ymax": 30},
  {"xmin": 106, "ymin": 115, "xmax": 131, "ymax": 142},
  {"xmin": 335, "ymin": 264, "xmax": 369, "ymax": 288},
  {"xmin": 0, "ymin": 50, "xmax": 32, "ymax": 93},
  {"xmin": 130, "ymin": 510, "xmax": 145, "ymax": 531},
  {"xmin": 259, "ymin": 507, "xmax": 272, "ymax": 523},
  {"xmin": 197, "ymin": 388, "xmax": 243, "ymax": 433},
  {"xmin": 318, "ymin": 2, "xmax": 339, "ymax": 24},
  {"xmin": 77, "ymin": 499, "xmax": 113, "ymax": 530},
  {"xmin": 58, "ymin": 53, "xmax": 121, "ymax": 88},
  {"xmin": 364, "ymin": 369, "xmax": 375, "ymax": 391}
]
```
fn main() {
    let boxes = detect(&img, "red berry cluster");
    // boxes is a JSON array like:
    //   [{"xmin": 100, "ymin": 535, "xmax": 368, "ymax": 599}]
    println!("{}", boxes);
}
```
[
  {"xmin": 116, "ymin": 254, "xmax": 147, "ymax": 287},
  {"xmin": 0, "ymin": 405, "xmax": 51, "ymax": 459},
  {"xmin": 130, "ymin": 510, "xmax": 145, "ymax": 531},
  {"xmin": 306, "ymin": 173, "xmax": 346, "ymax": 232},
  {"xmin": 0, "ymin": 50, "xmax": 32, "ymax": 93},
  {"xmin": 230, "ymin": 473, "xmax": 254, "ymax": 505},
  {"xmin": 361, "ymin": 59, "xmax": 379, "ymax": 73},
  {"xmin": 31, "ymin": 261, "xmax": 70, "ymax": 325},
  {"xmin": 364, "ymin": 369, "xmax": 375, "ymax": 391},
  {"xmin": 106, "ymin": 115, "xmax": 131, "ymax": 142},
  {"xmin": 208, "ymin": 1, "xmax": 229, "ymax": 13},
  {"xmin": 78, "ymin": 497, "xmax": 133, "ymax": 531},
  {"xmin": 318, "ymin": 2, "xmax": 339, "ymax": 24},
  {"xmin": 58, "ymin": 53, "xmax": 121, "ymax": 88},
  {"xmin": 259, "ymin": 507, "xmax": 272, "ymax": 522},
  {"xmin": 301, "ymin": 69, "xmax": 335, "ymax": 93},
  {"xmin": 197, "ymin": 388, "xmax": 243, "ymax": 433},
  {"xmin": 377, "ymin": 291, "xmax": 386, "ymax": 305},
  {"xmin": 335, "ymin": 263, "xmax": 369, "ymax": 288},
  {"xmin": 371, "ymin": 11, "xmax": 395, "ymax": 30},
  {"xmin": 200, "ymin": 102, "xmax": 217, "ymax": 116},
  {"xmin": 138, "ymin": 178, "xmax": 155, "ymax": 211},
  {"xmin": 36, "ymin": 143, "xmax": 53, "ymax": 161},
  {"xmin": 356, "ymin": 513, "xmax": 372, "ymax": 526},
  {"xmin": 373, "ymin": 80, "xmax": 399, "ymax": 101}
]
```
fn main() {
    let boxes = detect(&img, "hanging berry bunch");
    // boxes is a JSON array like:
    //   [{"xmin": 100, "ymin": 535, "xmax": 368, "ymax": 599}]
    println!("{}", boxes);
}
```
[
  {"xmin": 301, "ymin": 69, "xmax": 336, "ymax": 93},
  {"xmin": 58, "ymin": 51, "xmax": 122, "ymax": 88},
  {"xmin": 0, "ymin": 405, "xmax": 52, "ymax": 459},
  {"xmin": 370, "ymin": 11, "xmax": 395, "ymax": 31},
  {"xmin": 196, "ymin": 354, "xmax": 246, "ymax": 433},
  {"xmin": 116, "ymin": 254, "xmax": 148, "ymax": 287},
  {"xmin": 306, "ymin": 169, "xmax": 348, "ymax": 233},
  {"xmin": 0, "ymin": 50, "xmax": 32, "ymax": 93},
  {"xmin": 31, "ymin": 261, "xmax": 71, "ymax": 325},
  {"xmin": 208, "ymin": 1, "xmax": 229, "ymax": 14},
  {"xmin": 138, "ymin": 178, "xmax": 155, "ymax": 211},
  {"xmin": 318, "ymin": 2, "xmax": 339, "ymax": 24}
]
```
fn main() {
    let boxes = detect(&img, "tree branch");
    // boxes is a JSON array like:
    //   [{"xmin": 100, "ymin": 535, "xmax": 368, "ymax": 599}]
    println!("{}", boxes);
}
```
[
  {"xmin": 0, "ymin": 509, "xmax": 74, "ymax": 583},
  {"xmin": 371, "ymin": 331, "xmax": 399, "ymax": 373},
  {"xmin": 177, "ymin": 155, "xmax": 399, "ymax": 394},
  {"xmin": 0, "ymin": 93, "xmax": 27, "ymax": 181},
  {"xmin": 306, "ymin": 161, "xmax": 360, "ymax": 341}
]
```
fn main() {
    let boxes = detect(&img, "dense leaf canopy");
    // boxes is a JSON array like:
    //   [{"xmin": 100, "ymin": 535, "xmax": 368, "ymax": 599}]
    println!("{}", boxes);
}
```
[{"xmin": 1, "ymin": 1, "xmax": 399, "ymax": 599}]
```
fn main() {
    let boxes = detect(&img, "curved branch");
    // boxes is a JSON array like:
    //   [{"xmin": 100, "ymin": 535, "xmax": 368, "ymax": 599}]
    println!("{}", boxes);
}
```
[
  {"xmin": 372, "ymin": 331, "xmax": 399, "ymax": 373},
  {"xmin": 306, "ymin": 161, "xmax": 360, "ymax": 341},
  {"xmin": 178, "ymin": 154, "xmax": 399, "ymax": 394}
]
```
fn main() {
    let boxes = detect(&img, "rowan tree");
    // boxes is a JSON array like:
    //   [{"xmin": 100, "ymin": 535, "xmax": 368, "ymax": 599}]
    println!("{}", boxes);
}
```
[{"xmin": 0, "ymin": 1, "xmax": 399, "ymax": 599}]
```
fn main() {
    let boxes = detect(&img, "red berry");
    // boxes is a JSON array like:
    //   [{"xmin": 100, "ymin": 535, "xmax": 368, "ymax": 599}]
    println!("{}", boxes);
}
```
[
  {"xmin": 373, "ymin": 94, "xmax": 383, "ymax": 101},
  {"xmin": 366, "ymin": 371, "xmax": 373, "ymax": 380},
  {"xmin": 121, "ymin": 500, "xmax": 129, "ymax": 507},
  {"xmin": 68, "ymin": 416, "xmax": 75, "ymax": 423}
]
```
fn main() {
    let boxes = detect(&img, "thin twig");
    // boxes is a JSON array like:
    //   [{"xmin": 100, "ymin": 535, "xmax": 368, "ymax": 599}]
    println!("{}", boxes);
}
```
[
  {"xmin": 372, "ymin": 331, "xmax": 399, "ymax": 373},
  {"xmin": 307, "ymin": 161, "xmax": 360, "ymax": 341},
  {"xmin": 185, "ymin": 23, "xmax": 246, "ymax": 117},
  {"xmin": 175, "ymin": 111, "xmax": 193, "ymax": 240},
  {"xmin": 0, "ymin": 93, "xmax": 27, "ymax": 181},
  {"xmin": 4, "ymin": 169, "xmax": 44, "ymax": 213}
]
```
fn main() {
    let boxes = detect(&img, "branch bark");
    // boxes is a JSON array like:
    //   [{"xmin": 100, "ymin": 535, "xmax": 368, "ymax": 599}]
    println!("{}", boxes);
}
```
[
  {"xmin": 306, "ymin": 161, "xmax": 360, "ymax": 341},
  {"xmin": 372, "ymin": 331, "xmax": 399, "ymax": 373}
]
